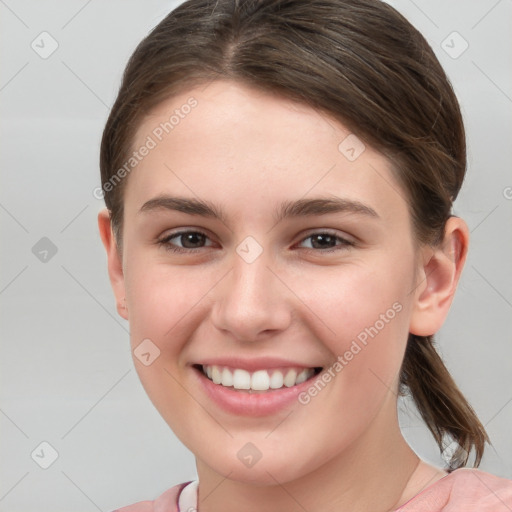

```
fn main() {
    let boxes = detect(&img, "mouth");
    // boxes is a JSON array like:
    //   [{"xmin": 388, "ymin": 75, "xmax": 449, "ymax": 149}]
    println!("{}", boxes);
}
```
[{"xmin": 193, "ymin": 364, "xmax": 323, "ymax": 393}]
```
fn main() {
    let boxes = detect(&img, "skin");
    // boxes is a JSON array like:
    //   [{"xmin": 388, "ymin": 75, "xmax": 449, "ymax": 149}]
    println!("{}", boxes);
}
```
[{"xmin": 98, "ymin": 80, "xmax": 469, "ymax": 512}]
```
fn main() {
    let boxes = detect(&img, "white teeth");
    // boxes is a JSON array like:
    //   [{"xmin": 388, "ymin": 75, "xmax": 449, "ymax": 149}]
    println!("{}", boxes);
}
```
[
  {"xmin": 233, "ymin": 369, "xmax": 251, "ymax": 389},
  {"xmin": 269, "ymin": 371, "xmax": 284, "ymax": 389},
  {"xmin": 212, "ymin": 366, "xmax": 222, "ymax": 384},
  {"xmin": 283, "ymin": 369, "xmax": 297, "ymax": 387},
  {"xmin": 221, "ymin": 368, "xmax": 233, "ymax": 387},
  {"xmin": 201, "ymin": 365, "xmax": 316, "ymax": 391},
  {"xmin": 295, "ymin": 369, "xmax": 309, "ymax": 384},
  {"xmin": 251, "ymin": 370, "xmax": 270, "ymax": 391}
]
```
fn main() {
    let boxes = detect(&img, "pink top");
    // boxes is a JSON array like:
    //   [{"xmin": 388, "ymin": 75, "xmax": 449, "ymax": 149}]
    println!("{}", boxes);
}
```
[{"xmin": 113, "ymin": 469, "xmax": 512, "ymax": 512}]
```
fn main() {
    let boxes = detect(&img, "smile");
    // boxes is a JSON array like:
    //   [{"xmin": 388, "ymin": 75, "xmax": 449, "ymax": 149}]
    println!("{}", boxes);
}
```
[{"xmin": 198, "ymin": 364, "xmax": 322, "ymax": 392}]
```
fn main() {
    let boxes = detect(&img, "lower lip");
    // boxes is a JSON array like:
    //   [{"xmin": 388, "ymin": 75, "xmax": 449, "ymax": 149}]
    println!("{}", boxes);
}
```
[{"xmin": 192, "ymin": 366, "xmax": 320, "ymax": 417}]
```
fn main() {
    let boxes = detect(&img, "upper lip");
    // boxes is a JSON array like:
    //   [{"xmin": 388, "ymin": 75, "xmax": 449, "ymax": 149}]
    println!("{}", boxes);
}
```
[{"xmin": 192, "ymin": 357, "xmax": 323, "ymax": 372}]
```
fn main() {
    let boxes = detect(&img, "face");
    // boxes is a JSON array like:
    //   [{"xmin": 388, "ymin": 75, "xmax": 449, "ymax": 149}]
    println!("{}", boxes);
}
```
[{"xmin": 104, "ymin": 80, "xmax": 427, "ymax": 484}]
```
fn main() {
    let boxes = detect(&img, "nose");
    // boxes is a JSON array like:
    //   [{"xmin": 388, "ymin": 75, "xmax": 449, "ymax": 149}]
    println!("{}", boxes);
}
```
[{"xmin": 210, "ymin": 251, "xmax": 292, "ymax": 342}]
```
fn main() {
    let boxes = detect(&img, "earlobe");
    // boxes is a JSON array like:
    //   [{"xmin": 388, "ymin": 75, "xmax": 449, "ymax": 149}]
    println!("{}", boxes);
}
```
[
  {"xmin": 409, "ymin": 217, "xmax": 469, "ymax": 336},
  {"xmin": 97, "ymin": 208, "xmax": 128, "ymax": 320}
]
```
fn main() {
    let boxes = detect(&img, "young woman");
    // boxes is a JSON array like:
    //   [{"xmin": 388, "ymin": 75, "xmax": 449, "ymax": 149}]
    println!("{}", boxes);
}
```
[{"xmin": 98, "ymin": 0, "xmax": 512, "ymax": 510}]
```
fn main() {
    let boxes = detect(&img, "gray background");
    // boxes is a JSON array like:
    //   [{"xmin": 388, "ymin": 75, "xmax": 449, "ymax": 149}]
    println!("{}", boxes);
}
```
[{"xmin": 0, "ymin": 1, "xmax": 511, "ymax": 510}]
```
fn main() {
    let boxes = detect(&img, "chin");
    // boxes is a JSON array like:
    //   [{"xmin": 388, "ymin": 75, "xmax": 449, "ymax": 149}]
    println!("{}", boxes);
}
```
[
  {"xmin": 214, "ymin": 460, "xmax": 305, "ymax": 486},
  {"xmin": 197, "ymin": 443, "xmax": 325, "ymax": 487}
]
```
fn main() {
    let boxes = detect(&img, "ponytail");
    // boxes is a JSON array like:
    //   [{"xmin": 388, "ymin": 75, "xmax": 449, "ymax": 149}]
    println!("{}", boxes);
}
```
[{"xmin": 400, "ymin": 334, "xmax": 489, "ymax": 470}]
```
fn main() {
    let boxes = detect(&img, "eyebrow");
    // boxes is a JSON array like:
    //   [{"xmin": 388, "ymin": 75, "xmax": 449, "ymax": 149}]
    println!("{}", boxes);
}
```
[{"xmin": 138, "ymin": 195, "xmax": 379, "ymax": 225}]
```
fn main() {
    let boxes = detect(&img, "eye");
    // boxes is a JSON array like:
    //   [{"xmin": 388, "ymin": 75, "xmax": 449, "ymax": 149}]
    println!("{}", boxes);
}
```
[
  {"xmin": 157, "ymin": 230, "xmax": 214, "ymax": 253},
  {"xmin": 157, "ymin": 229, "xmax": 354, "ymax": 255},
  {"xmin": 297, "ymin": 231, "xmax": 354, "ymax": 253}
]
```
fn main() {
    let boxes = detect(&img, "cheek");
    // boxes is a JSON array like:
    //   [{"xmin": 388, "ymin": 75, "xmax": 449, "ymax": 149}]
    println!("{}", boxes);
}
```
[
  {"xmin": 301, "ymin": 259, "xmax": 413, "ymax": 403},
  {"xmin": 123, "ymin": 258, "xmax": 217, "ymax": 423},
  {"xmin": 124, "ymin": 256, "xmax": 206, "ymax": 349},
  {"xmin": 301, "ymin": 258, "xmax": 412, "ymax": 345}
]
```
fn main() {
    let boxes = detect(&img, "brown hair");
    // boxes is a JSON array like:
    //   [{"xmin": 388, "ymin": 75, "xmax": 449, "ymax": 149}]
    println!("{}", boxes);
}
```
[{"xmin": 100, "ymin": 0, "xmax": 489, "ymax": 468}]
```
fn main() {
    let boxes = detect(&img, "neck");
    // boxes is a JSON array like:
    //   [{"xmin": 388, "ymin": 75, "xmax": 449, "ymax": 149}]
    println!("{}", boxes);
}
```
[{"xmin": 195, "ymin": 396, "xmax": 437, "ymax": 512}]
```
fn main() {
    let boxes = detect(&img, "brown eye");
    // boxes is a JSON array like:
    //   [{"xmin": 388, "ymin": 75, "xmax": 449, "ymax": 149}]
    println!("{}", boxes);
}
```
[
  {"xmin": 158, "ymin": 230, "xmax": 213, "ymax": 253},
  {"xmin": 298, "ymin": 232, "xmax": 354, "ymax": 253}
]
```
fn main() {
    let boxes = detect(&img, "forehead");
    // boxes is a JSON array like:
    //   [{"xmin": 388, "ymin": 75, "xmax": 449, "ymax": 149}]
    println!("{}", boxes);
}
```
[{"xmin": 125, "ymin": 80, "xmax": 410, "ymax": 226}]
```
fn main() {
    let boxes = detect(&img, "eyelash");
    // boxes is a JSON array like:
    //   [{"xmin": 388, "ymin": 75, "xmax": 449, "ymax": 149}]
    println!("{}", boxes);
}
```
[{"xmin": 156, "ymin": 230, "xmax": 355, "ymax": 254}]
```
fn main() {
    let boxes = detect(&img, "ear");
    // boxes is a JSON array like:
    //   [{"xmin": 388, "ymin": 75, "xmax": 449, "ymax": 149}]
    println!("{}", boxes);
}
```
[
  {"xmin": 98, "ymin": 208, "xmax": 128, "ymax": 320},
  {"xmin": 409, "ymin": 216, "xmax": 469, "ymax": 336}
]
